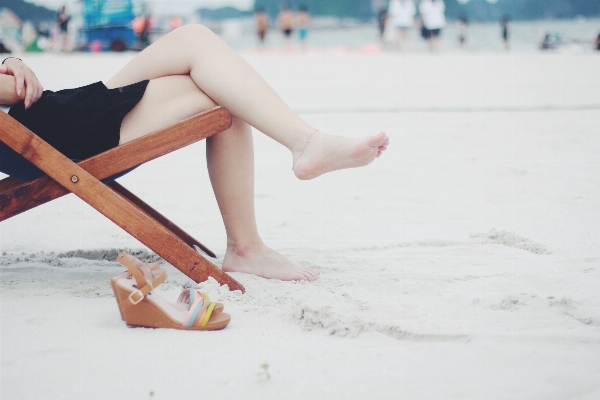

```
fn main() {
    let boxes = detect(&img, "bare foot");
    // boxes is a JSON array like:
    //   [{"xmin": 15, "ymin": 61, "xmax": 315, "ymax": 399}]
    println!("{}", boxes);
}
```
[
  {"xmin": 222, "ymin": 244, "xmax": 319, "ymax": 281},
  {"xmin": 293, "ymin": 131, "xmax": 389, "ymax": 180}
]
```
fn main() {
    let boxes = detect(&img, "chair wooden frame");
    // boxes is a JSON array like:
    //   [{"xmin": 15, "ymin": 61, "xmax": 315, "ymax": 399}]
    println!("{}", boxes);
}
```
[{"xmin": 0, "ymin": 107, "xmax": 245, "ymax": 292}]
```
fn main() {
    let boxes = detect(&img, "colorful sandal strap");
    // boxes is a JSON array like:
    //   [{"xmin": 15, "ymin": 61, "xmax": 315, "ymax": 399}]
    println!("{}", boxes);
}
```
[
  {"xmin": 177, "ymin": 289, "xmax": 211, "ymax": 306},
  {"xmin": 193, "ymin": 295, "xmax": 213, "ymax": 327},
  {"xmin": 177, "ymin": 289, "xmax": 218, "ymax": 328},
  {"xmin": 183, "ymin": 291, "xmax": 205, "ymax": 327},
  {"xmin": 199, "ymin": 303, "xmax": 217, "ymax": 328}
]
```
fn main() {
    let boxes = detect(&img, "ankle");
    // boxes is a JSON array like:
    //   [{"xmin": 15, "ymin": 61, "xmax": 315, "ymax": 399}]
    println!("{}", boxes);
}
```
[
  {"xmin": 225, "ymin": 239, "xmax": 265, "ymax": 257},
  {"xmin": 285, "ymin": 126, "xmax": 316, "ymax": 155}
]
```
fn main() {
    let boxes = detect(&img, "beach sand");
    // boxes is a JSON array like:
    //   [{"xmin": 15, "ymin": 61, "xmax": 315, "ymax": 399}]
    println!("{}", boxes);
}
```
[{"xmin": 1, "ymin": 51, "xmax": 600, "ymax": 399}]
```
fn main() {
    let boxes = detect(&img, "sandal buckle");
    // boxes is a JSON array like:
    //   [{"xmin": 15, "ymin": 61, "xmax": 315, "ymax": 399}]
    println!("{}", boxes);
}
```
[{"xmin": 128, "ymin": 290, "xmax": 144, "ymax": 305}]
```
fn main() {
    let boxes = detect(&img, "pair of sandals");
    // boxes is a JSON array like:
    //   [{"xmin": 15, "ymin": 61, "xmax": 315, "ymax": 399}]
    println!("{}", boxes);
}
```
[{"xmin": 110, "ymin": 254, "xmax": 231, "ymax": 331}]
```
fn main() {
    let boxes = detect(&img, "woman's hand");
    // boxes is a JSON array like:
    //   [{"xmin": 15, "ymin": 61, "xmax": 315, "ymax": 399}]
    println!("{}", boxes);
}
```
[{"xmin": 0, "ymin": 58, "xmax": 43, "ymax": 108}]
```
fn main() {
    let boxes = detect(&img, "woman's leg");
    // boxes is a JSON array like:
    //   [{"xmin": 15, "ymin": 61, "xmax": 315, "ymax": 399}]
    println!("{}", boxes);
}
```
[
  {"xmin": 120, "ymin": 75, "xmax": 319, "ymax": 280},
  {"xmin": 207, "ymin": 117, "xmax": 318, "ymax": 280},
  {"xmin": 107, "ymin": 24, "xmax": 388, "ymax": 179}
]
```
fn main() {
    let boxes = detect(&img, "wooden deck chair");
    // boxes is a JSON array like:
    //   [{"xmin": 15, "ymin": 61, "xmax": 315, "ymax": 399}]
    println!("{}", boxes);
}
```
[{"xmin": 0, "ymin": 107, "xmax": 245, "ymax": 292}]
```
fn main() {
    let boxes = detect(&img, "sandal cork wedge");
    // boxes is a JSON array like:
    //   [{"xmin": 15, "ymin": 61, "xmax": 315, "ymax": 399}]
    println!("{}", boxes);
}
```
[
  {"xmin": 110, "ymin": 253, "xmax": 230, "ymax": 330},
  {"xmin": 109, "ymin": 259, "xmax": 224, "ymax": 320}
]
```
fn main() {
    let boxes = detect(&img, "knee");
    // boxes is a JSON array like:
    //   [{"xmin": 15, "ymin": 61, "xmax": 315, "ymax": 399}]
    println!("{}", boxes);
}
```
[
  {"xmin": 178, "ymin": 24, "xmax": 218, "ymax": 41},
  {"xmin": 214, "ymin": 116, "xmax": 251, "ymax": 141},
  {"xmin": 207, "ymin": 116, "xmax": 251, "ymax": 150},
  {"xmin": 231, "ymin": 116, "xmax": 251, "ymax": 135}
]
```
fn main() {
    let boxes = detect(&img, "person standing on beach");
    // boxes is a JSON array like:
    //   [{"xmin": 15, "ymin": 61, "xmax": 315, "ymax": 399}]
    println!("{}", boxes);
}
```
[
  {"xmin": 501, "ymin": 16, "xmax": 510, "ymax": 51},
  {"xmin": 0, "ymin": 26, "xmax": 10, "ymax": 54},
  {"xmin": 255, "ymin": 7, "xmax": 269, "ymax": 48},
  {"xmin": 419, "ymin": 0, "xmax": 445, "ymax": 52},
  {"xmin": 387, "ymin": 0, "xmax": 416, "ymax": 51},
  {"xmin": 378, "ymin": 8, "xmax": 388, "ymax": 42},
  {"xmin": 278, "ymin": 5, "xmax": 294, "ymax": 50},
  {"xmin": 457, "ymin": 16, "xmax": 467, "ymax": 50},
  {"xmin": 56, "ymin": 5, "xmax": 70, "ymax": 53},
  {"xmin": 297, "ymin": 5, "xmax": 309, "ymax": 50}
]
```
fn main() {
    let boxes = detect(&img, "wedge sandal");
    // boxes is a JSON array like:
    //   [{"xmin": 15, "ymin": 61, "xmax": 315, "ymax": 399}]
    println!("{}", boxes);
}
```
[
  {"xmin": 110, "ymin": 253, "xmax": 230, "ymax": 330},
  {"xmin": 109, "ymin": 256, "xmax": 225, "ymax": 318}
]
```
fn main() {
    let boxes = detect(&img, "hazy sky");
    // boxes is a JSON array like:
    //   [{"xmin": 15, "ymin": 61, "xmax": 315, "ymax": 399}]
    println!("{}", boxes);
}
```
[{"xmin": 29, "ymin": 0, "xmax": 255, "ymax": 15}]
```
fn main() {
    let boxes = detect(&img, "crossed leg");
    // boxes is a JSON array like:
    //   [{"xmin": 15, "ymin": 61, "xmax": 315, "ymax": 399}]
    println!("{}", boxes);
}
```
[{"xmin": 107, "ymin": 25, "xmax": 389, "ymax": 281}]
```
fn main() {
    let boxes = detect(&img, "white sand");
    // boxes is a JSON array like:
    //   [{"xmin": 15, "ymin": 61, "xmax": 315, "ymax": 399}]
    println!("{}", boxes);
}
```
[{"xmin": 1, "ymin": 51, "xmax": 600, "ymax": 399}]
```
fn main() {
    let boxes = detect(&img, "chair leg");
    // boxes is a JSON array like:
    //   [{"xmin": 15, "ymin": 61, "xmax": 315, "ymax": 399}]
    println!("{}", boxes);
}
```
[
  {"xmin": 0, "ymin": 176, "xmax": 68, "ymax": 222},
  {"xmin": 107, "ymin": 181, "xmax": 217, "ymax": 258},
  {"xmin": 0, "ymin": 177, "xmax": 24, "ymax": 193},
  {"xmin": 108, "ymin": 185, "xmax": 244, "ymax": 291}
]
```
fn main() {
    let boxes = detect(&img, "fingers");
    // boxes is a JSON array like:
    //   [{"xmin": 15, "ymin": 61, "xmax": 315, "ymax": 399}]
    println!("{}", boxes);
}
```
[
  {"xmin": 29, "ymin": 73, "xmax": 43, "ymax": 107},
  {"xmin": 1, "ymin": 59, "xmax": 44, "ymax": 108},
  {"xmin": 13, "ymin": 68, "xmax": 25, "ymax": 99},
  {"xmin": 23, "ymin": 69, "xmax": 43, "ymax": 108},
  {"xmin": 24, "ymin": 72, "xmax": 35, "ymax": 108}
]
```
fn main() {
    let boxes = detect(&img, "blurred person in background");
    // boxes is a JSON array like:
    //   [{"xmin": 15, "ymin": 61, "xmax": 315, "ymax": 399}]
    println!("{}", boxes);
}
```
[
  {"xmin": 378, "ymin": 8, "xmax": 388, "ymax": 42},
  {"xmin": 540, "ymin": 32, "xmax": 561, "ymax": 50},
  {"xmin": 278, "ymin": 5, "xmax": 294, "ymax": 50},
  {"xmin": 419, "ymin": 0, "xmax": 446, "ymax": 52},
  {"xmin": 133, "ymin": 14, "xmax": 152, "ymax": 49},
  {"xmin": 48, "ymin": 18, "xmax": 59, "ymax": 50},
  {"xmin": 595, "ymin": 33, "xmax": 599, "ymax": 51},
  {"xmin": 170, "ymin": 16, "xmax": 183, "ymax": 31},
  {"xmin": 140, "ymin": 14, "xmax": 152, "ymax": 48},
  {"xmin": 56, "ymin": 5, "xmax": 70, "ymax": 52},
  {"xmin": 255, "ymin": 7, "xmax": 269, "ymax": 47},
  {"xmin": 457, "ymin": 16, "xmax": 467, "ymax": 50},
  {"xmin": 501, "ymin": 16, "xmax": 510, "ymax": 51},
  {"xmin": 133, "ymin": 16, "xmax": 145, "ymax": 42},
  {"xmin": 297, "ymin": 5, "xmax": 309, "ymax": 50},
  {"xmin": 0, "ymin": 26, "xmax": 10, "ymax": 53},
  {"xmin": 387, "ymin": 0, "xmax": 416, "ymax": 51}
]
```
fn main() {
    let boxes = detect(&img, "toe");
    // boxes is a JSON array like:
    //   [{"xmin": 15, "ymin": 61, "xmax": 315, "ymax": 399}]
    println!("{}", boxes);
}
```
[
  {"xmin": 303, "ymin": 267, "xmax": 320, "ymax": 280},
  {"xmin": 305, "ymin": 272, "xmax": 318, "ymax": 281},
  {"xmin": 292, "ymin": 273, "xmax": 308, "ymax": 281},
  {"xmin": 368, "ymin": 132, "xmax": 387, "ymax": 147}
]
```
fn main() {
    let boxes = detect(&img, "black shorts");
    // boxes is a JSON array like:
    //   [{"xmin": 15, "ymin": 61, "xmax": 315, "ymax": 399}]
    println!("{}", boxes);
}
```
[
  {"xmin": 1, "ymin": 80, "xmax": 148, "ymax": 181},
  {"xmin": 428, "ymin": 29, "xmax": 441, "ymax": 38},
  {"xmin": 283, "ymin": 29, "xmax": 293, "ymax": 37}
]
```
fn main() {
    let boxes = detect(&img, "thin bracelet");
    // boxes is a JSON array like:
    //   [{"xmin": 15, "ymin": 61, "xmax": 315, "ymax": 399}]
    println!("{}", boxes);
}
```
[
  {"xmin": 2, "ymin": 57, "xmax": 22, "ymax": 65},
  {"xmin": 292, "ymin": 129, "xmax": 317, "ymax": 170}
]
